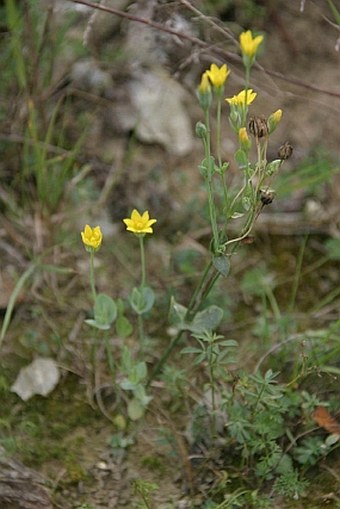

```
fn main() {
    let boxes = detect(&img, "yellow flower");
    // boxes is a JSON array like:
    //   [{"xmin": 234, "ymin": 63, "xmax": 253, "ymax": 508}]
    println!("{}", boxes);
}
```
[
  {"xmin": 198, "ymin": 71, "xmax": 211, "ymax": 94},
  {"xmin": 240, "ymin": 30, "xmax": 263, "ymax": 58},
  {"xmin": 81, "ymin": 225, "xmax": 103, "ymax": 251},
  {"xmin": 123, "ymin": 209, "xmax": 157, "ymax": 235},
  {"xmin": 226, "ymin": 89, "xmax": 257, "ymax": 106},
  {"xmin": 206, "ymin": 63, "xmax": 230, "ymax": 88}
]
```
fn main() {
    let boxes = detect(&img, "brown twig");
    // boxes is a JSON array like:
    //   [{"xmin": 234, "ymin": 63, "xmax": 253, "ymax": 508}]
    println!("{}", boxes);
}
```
[{"xmin": 68, "ymin": 0, "xmax": 340, "ymax": 99}]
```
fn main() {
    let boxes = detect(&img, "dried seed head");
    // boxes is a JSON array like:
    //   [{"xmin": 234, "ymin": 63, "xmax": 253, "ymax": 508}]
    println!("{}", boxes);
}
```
[
  {"xmin": 260, "ymin": 188, "xmax": 276, "ymax": 205},
  {"xmin": 248, "ymin": 115, "xmax": 268, "ymax": 139},
  {"xmin": 278, "ymin": 141, "xmax": 293, "ymax": 160}
]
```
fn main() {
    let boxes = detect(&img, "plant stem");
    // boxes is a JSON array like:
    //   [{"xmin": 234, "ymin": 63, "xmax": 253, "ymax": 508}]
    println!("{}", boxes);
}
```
[
  {"xmin": 216, "ymin": 92, "xmax": 229, "ymax": 216},
  {"xmin": 139, "ymin": 235, "xmax": 146, "ymax": 288},
  {"xmin": 147, "ymin": 263, "xmax": 221, "ymax": 385},
  {"xmin": 138, "ymin": 235, "xmax": 147, "ymax": 351},
  {"xmin": 208, "ymin": 349, "xmax": 217, "ymax": 436},
  {"xmin": 204, "ymin": 109, "xmax": 219, "ymax": 253},
  {"xmin": 138, "ymin": 314, "xmax": 146, "ymax": 354},
  {"xmin": 216, "ymin": 93, "xmax": 222, "ymax": 168},
  {"xmin": 104, "ymin": 332, "xmax": 115, "ymax": 382},
  {"xmin": 89, "ymin": 250, "xmax": 96, "ymax": 303}
]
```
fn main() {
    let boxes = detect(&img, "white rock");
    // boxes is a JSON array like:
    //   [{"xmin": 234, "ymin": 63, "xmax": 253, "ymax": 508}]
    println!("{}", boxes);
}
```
[
  {"xmin": 129, "ymin": 69, "xmax": 194, "ymax": 156},
  {"xmin": 11, "ymin": 358, "xmax": 60, "ymax": 401}
]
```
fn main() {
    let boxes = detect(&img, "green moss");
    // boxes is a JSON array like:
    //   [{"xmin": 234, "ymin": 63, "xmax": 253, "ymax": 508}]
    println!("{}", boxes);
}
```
[{"xmin": 0, "ymin": 374, "xmax": 102, "ymax": 470}]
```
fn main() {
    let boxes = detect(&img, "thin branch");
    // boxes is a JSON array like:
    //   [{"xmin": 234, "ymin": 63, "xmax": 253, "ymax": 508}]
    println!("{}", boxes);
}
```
[{"xmin": 68, "ymin": 0, "xmax": 340, "ymax": 99}]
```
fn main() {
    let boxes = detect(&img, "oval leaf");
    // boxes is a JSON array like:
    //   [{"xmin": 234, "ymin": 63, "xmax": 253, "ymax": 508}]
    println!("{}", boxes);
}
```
[
  {"xmin": 213, "ymin": 255, "xmax": 230, "ymax": 278},
  {"xmin": 129, "ymin": 286, "xmax": 155, "ymax": 315},
  {"xmin": 128, "ymin": 398, "xmax": 145, "ymax": 421},
  {"xmin": 188, "ymin": 305, "xmax": 223, "ymax": 334}
]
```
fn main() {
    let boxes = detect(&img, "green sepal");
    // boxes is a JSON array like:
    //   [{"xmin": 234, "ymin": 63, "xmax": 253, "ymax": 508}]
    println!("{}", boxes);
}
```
[{"xmin": 235, "ymin": 149, "xmax": 249, "ymax": 168}]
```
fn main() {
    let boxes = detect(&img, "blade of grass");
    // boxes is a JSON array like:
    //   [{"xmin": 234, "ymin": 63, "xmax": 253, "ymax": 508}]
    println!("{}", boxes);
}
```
[
  {"xmin": 5, "ymin": 0, "xmax": 27, "ymax": 89},
  {"xmin": 0, "ymin": 263, "xmax": 36, "ymax": 349}
]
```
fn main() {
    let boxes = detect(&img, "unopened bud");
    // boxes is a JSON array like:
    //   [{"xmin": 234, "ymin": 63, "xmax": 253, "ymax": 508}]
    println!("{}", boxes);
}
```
[
  {"xmin": 238, "ymin": 127, "xmax": 251, "ymax": 150},
  {"xmin": 267, "ymin": 109, "xmax": 282, "ymax": 134},
  {"xmin": 248, "ymin": 115, "xmax": 268, "ymax": 139},
  {"xmin": 195, "ymin": 121, "xmax": 208, "ymax": 139},
  {"xmin": 278, "ymin": 141, "xmax": 293, "ymax": 160},
  {"xmin": 260, "ymin": 188, "xmax": 275, "ymax": 205},
  {"xmin": 197, "ymin": 71, "xmax": 212, "ymax": 110}
]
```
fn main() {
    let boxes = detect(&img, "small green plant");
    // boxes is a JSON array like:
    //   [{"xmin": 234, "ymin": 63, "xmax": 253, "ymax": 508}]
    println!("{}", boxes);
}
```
[
  {"xmin": 133, "ymin": 479, "xmax": 159, "ymax": 509},
  {"xmin": 3, "ymin": 0, "xmax": 85, "ymax": 214}
]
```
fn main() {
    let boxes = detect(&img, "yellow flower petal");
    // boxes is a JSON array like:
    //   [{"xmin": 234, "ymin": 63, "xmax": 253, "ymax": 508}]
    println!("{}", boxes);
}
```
[
  {"xmin": 81, "ymin": 224, "xmax": 103, "ymax": 250},
  {"xmin": 240, "ymin": 30, "xmax": 263, "ymax": 58},
  {"xmin": 206, "ymin": 63, "xmax": 230, "ymax": 88},
  {"xmin": 123, "ymin": 209, "xmax": 157, "ymax": 235},
  {"xmin": 226, "ymin": 89, "xmax": 257, "ymax": 106},
  {"xmin": 198, "ymin": 71, "xmax": 211, "ymax": 94}
]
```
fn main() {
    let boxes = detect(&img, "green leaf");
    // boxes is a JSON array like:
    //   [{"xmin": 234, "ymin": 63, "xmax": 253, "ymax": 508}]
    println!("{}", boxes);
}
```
[
  {"xmin": 215, "ymin": 161, "xmax": 230, "ymax": 175},
  {"xmin": 325, "ymin": 434, "xmax": 339, "ymax": 446},
  {"xmin": 129, "ymin": 286, "xmax": 155, "ymax": 315},
  {"xmin": 169, "ymin": 297, "xmax": 187, "ymax": 327},
  {"xmin": 220, "ymin": 339, "xmax": 238, "ymax": 347},
  {"xmin": 325, "ymin": 238, "xmax": 340, "ymax": 260},
  {"xmin": 135, "ymin": 361, "xmax": 147, "ymax": 381},
  {"xmin": 85, "ymin": 293, "xmax": 117, "ymax": 329},
  {"xmin": 187, "ymin": 305, "xmax": 223, "ymax": 334},
  {"xmin": 212, "ymin": 254, "xmax": 230, "ymax": 277},
  {"xmin": 266, "ymin": 159, "xmax": 281, "ymax": 176},
  {"xmin": 181, "ymin": 347, "xmax": 203, "ymax": 355},
  {"xmin": 116, "ymin": 315, "xmax": 133, "ymax": 338},
  {"xmin": 199, "ymin": 156, "xmax": 215, "ymax": 178},
  {"xmin": 193, "ymin": 352, "xmax": 206, "ymax": 365},
  {"xmin": 120, "ymin": 378, "xmax": 136, "ymax": 391},
  {"xmin": 128, "ymin": 398, "xmax": 145, "ymax": 421}
]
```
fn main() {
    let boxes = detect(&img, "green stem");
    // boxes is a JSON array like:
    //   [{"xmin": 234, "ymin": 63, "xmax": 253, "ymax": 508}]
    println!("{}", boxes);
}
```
[
  {"xmin": 104, "ymin": 332, "xmax": 115, "ymax": 382},
  {"xmin": 216, "ymin": 94, "xmax": 222, "ymax": 168},
  {"xmin": 139, "ymin": 235, "xmax": 146, "ymax": 288},
  {"xmin": 216, "ymin": 93, "xmax": 229, "ymax": 217},
  {"xmin": 187, "ymin": 259, "xmax": 213, "ymax": 312},
  {"xmin": 266, "ymin": 287, "xmax": 281, "ymax": 322},
  {"xmin": 89, "ymin": 250, "xmax": 96, "ymax": 303},
  {"xmin": 138, "ymin": 314, "xmax": 146, "ymax": 353},
  {"xmin": 204, "ymin": 109, "xmax": 219, "ymax": 253},
  {"xmin": 208, "ymin": 352, "xmax": 217, "ymax": 436},
  {"xmin": 138, "ymin": 235, "xmax": 147, "ymax": 352},
  {"xmin": 245, "ymin": 65, "xmax": 250, "ymax": 94},
  {"xmin": 147, "ymin": 263, "xmax": 222, "ymax": 385}
]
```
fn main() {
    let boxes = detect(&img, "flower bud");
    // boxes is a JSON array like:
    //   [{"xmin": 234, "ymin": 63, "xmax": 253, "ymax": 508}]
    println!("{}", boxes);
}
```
[
  {"xmin": 195, "ymin": 121, "xmax": 208, "ymax": 139},
  {"xmin": 238, "ymin": 127, "xmax": 251, "ymax": 150},
  {"xmin": 267, "ymin": 109, "xmax": 282, "ymax": 134},
  {"xmin": 248, "ymin": 115, "xmax": 268, "ymax": 139},
  {"xmin": 260, "ymin": 188, "xmax": 275, "ymax": 205},
  {"xmin": 278, "ymin": 141, "xmax": 293, "ymax": 160},
  {"xmin": 197, "ymin": 71, "xmax": 212, "ymax": 110}
]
